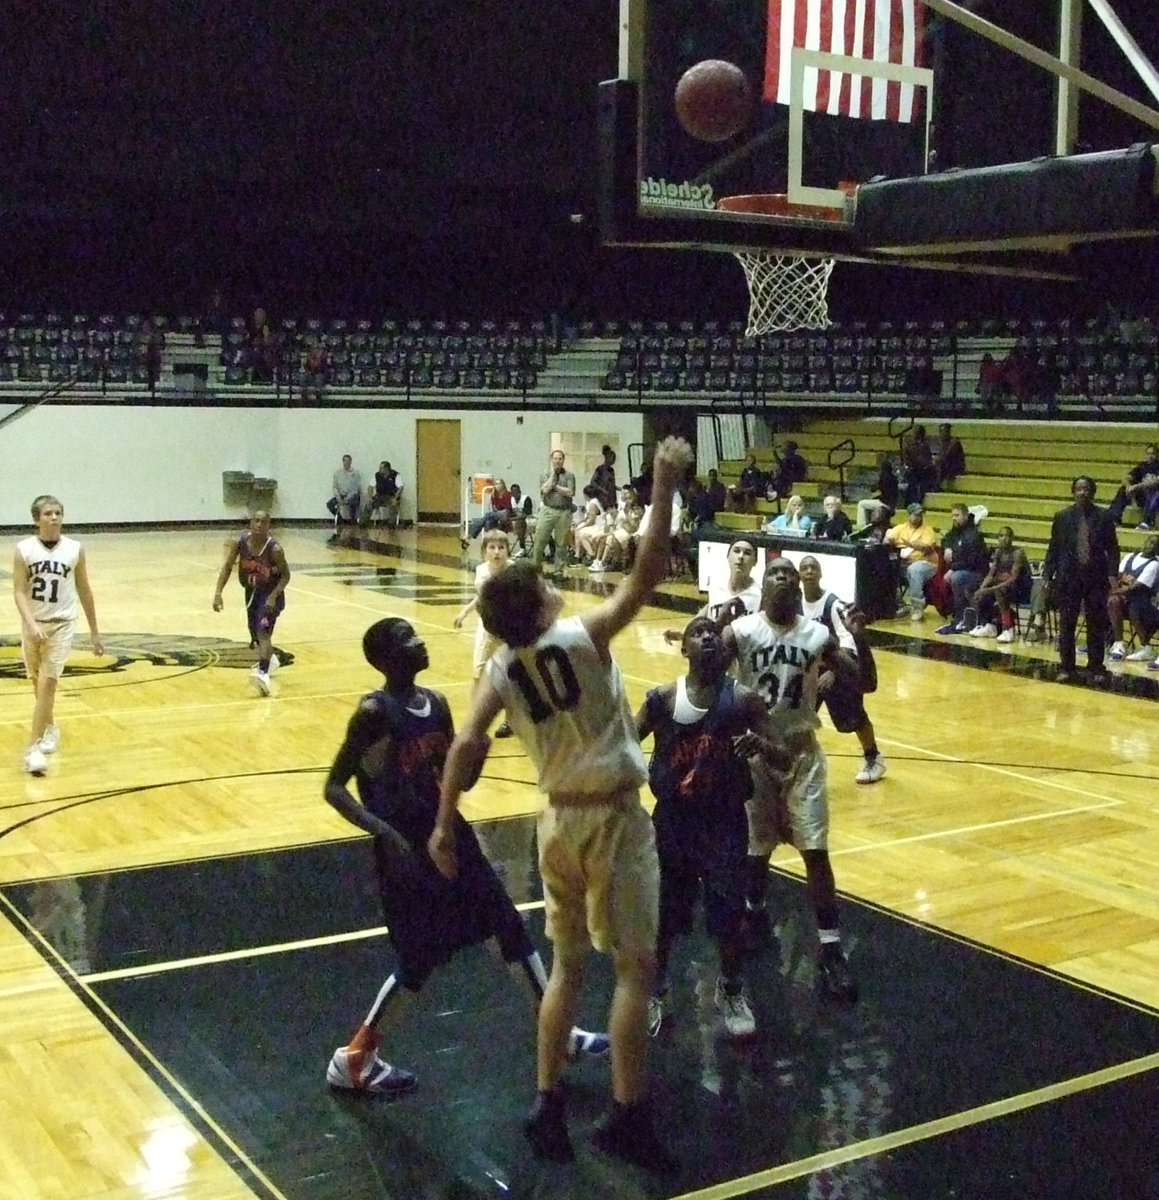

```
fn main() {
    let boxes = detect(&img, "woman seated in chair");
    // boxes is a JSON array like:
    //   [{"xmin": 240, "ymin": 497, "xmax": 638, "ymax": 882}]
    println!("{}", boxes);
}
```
[
  {"xmin": 763, "ymin": 494, "xmax": 812, "ymax": 537},
  {"xmin": 966, "ymin": 526, "xmax": 1031, "ymax": 642},
  {"xmin": 589, "ymin": 486, "xmax": 643, "ymax": 572},
  {"xmin": 572, "ymin": 485, "xmax": 608, "ymax": 564}
]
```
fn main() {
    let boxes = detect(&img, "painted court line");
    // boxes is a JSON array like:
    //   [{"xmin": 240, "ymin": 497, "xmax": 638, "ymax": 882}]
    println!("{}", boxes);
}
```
[
  {"xmin": 669, "ymin": 1051, "xmax": 1159, "ymax": 1200},
  {"xmin": 79, "ymin": 899, "xmax": 547, "ymax": 984}
]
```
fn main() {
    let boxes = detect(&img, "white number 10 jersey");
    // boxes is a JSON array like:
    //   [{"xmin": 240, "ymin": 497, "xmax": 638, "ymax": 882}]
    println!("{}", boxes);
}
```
[{"xmin": 486, "ymin": 615, "xmax": 647, "ymax": 796}]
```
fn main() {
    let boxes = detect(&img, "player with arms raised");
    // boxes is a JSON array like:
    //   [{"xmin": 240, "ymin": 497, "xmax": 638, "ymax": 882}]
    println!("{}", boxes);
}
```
[
  {"xmin": 431, "ymin": 436, "xmax": 694, "ymax": 1173},
  {"xmin": 722, "ymin": 557, "xmax": 857, "ymax": 1001}
]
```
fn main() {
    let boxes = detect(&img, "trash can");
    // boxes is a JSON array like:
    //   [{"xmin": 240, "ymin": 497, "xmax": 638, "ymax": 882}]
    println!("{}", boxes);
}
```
[{"xmin": 223, "ymin": 470, "xmax": 255, "ymax": 505}]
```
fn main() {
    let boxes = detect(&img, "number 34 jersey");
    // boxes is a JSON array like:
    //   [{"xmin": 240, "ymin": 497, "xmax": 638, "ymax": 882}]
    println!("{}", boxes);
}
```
[
  {"xmin": 16, "ymin": 535, "xmax": 82, "ymax": 622},
  {"xmin": 486, "ymin": 615, "xmax": 647, "ymax": 796},
  {"xmin": 729, "ymin": 612, "xmax": 829, "ymax": 736}
]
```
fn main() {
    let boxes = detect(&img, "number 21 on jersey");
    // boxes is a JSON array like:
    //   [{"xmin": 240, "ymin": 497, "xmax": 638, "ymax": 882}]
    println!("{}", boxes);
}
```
[{"xmin": 30, "ymin": 576, "xmax": 61, "ymax": 604}]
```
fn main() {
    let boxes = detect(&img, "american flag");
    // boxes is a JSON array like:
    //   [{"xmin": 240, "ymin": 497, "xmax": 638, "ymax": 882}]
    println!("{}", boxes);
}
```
[{"xmin": 765, "ymin": 0, "xmax": 926, "ymax": 122}]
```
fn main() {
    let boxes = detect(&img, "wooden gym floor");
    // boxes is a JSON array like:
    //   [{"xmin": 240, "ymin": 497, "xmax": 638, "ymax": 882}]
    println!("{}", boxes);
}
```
[{"xmin": 1, "ymin": 524, "xmax": 1157, "ymax": 1200}]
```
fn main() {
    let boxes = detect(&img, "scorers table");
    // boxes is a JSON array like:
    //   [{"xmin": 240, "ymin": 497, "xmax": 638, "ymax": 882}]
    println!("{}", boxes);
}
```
[{"xmin": 697, "ymin": 531, "xmax": 896, "ymax": 621}]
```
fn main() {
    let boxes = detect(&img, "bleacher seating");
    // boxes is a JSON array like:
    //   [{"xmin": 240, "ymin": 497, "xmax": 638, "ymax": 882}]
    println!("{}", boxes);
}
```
[
  {"xmin": 712, "ymin": 418, "xmax": 1154, "ymax": 557},
  {"xmin": 2, "ymin": 309, "xmax": 1157, "ymax": 412}
]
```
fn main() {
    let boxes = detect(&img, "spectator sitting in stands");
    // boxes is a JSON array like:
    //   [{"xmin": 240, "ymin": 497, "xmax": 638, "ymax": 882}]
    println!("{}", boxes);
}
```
[
  {"xmin": 967, "ymin": 525, "xmax": 1030, "ymax": 642},
  {"xmin": 852, "ymin": 503, "xmax": 895, "ymax": 546},
  {"xmin": 705, "ymin": 469, "xmax": 728, "ymax": 514},
  {"xmin": 589, "ymin": 486, "xmax": 643, "ymax": 572},
  {"xmin": 330, "ymin": 453, "xmax": 363, "ymax": 534},
  {"xmin": 684, "ymin": 477, "xmax": 718, "ymax": 534},
  {"xmin": 935, "ymin": 503, "xmax": 989, "ymax": 635},
  {"xmin": 368, "ymin": 460, "xmax": 403, "ymax": 528},
  {"xmin": 977, "ymin": 352, "xmax": 1005, "ymax": 413},
  {"xmin": 936, "ymin": 423, "xmax": 966, "ymax": 487},
  {"xmin": 1106, "ymin": 443, "xmax": 1159, "ymax": 529},
  {"xmin": 763, "ymin": 493, "xmax": 811, "ymax": 537},
  {"xmin": 766, "ymin": 440, "xmax": 808, "ymax": 501},
  {"xmin": 812, "ymin": 494, "xmax": 853, "ymax": 541},
  {"xmin": 571, "ymin": 485, "xmax": 607, "ymax": 564},
  {"xmin": 884, "ymin": 502, "xmax": 940, "ymax": 621},
  {"xmin": 727, "ymin": 453, "xmax": 766, "ymax": 512},
  {"xmin": 1107, "ymin": 535, "xmax": 1159, "ymax": 662},
  {"xmin": 303, "ymin": 338, "xmax": 329, "ymax": 401},
  {"xmin": 856, "ymin": 455, "xmax": 900, "ymax": 527},
  {"xmin": 901, "ymin": 425, "xmax": 937, "ymax": 506},
  {"xmin": 462, "ymin": 476, "xmax": 514, "ymax": 545},
  {"xmin": 508, "ymin": 484, "xmax": 532, "ymax": 555}
]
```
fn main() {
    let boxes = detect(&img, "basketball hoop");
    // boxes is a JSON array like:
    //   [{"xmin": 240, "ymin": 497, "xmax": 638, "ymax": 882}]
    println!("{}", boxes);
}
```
[{"xmin": 717, "ymin": 192, "xmax": 845, "ymax": 335}]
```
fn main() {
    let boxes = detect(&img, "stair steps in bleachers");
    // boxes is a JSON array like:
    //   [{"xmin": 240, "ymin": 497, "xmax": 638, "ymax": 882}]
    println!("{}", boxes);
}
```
[{"xmin": 714, "ymin": 416, "xmax": 1155, "ymax": 555}]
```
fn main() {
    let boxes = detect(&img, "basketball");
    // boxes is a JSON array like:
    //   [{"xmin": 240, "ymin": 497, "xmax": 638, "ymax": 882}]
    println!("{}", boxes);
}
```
[{"xmin": 674, "ymin": 59, "xmax": 753, "ymax": 142}]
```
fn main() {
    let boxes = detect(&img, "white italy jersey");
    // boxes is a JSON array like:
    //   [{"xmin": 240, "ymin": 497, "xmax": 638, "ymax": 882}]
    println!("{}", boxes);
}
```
[
  {"xmin": 800, "ymin": 590, "xmax": 856, "ymax": 653},
  {"xmin": 729, "ymin": 611, "xmax": 829, "ymax": 735},
  {"xmin": 17, "ymin": 535, "xmax": 82, "ymax": 622},
  {"xmin": 486, "ymin": 615, "xmax": 647, "ymax": 795},
  {"xmin": 706, "ymin": 578, "xmax": 762, "ymax": 624}
]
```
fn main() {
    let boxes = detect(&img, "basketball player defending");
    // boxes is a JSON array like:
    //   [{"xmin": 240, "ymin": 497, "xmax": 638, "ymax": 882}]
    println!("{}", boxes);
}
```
[
  {"xmin": 662, "ymin": 537, "xmax": 760, "ymax": 642},
  {"xmin": 212, "ymin": 509, "xmax": 290, "ymax": 696},
  {"xmin": 798, "ymin": 555, "xmax": 886, "ymax": 784},
  {"xmin": 722, "ymin": 558, "xmax": 858, "ymax": 1002},
  {"xmin": 13, "ymin": 495, "xmax": 104, "ymax": 775},
  {"xmin": 637, "ymin": 616, "xmax": 790, "ymax": 1040},
  {"xmin": 323, "ymin": 617, "xmax": 607, "ymax": 1096},
  {"xmin": 431, "ymin": 436, "xmax": 694, "ymax": 1172}
]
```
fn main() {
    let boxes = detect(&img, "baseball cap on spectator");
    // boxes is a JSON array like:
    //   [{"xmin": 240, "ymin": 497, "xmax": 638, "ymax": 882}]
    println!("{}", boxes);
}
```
[{"xmin": 906, "ymin": 502, "xmax": 924, "ymax": 516}]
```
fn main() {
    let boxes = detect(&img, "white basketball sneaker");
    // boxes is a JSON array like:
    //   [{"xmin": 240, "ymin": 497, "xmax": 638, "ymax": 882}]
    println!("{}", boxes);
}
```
[
  {"xmin": 24, "ymin": 744, "xmax": 48, "ymax": 775},
  {"xmin": 326, "ymin": 1027, "xmax": 416, "ymax": 1096},
  {"xmin": 39, "ymin": 723, "xmax": 61, "ymax": 754}
]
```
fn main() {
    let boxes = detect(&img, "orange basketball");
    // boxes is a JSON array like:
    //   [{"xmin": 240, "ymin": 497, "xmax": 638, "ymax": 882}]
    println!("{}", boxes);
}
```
[{"xmin": 674, "ymin": 60, "xmax": 753, "ymax": 143}]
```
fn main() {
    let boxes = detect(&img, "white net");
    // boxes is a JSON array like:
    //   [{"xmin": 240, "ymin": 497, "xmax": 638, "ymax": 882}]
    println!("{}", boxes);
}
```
[{"xmin": 733, "ymin": 251, "xmax": 835, "ymax": 335}]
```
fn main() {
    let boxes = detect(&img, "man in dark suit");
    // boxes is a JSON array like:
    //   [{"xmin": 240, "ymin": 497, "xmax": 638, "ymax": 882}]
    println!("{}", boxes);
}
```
[{"xmin": 1041, "ymin": 476, "xmax": 1120, "ymax": 683}]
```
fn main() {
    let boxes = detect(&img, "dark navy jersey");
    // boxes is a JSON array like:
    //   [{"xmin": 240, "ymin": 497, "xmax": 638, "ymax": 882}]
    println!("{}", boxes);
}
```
[
  {"xmin": 645, "ymin": 677, "xmax": 753, "ymax": 812},
  {"xmin": 353, "ymin": 687, "xmax": 455, "ymax": 846},
  {"xmin": 237, "ymin": 534, "xmax": 286, "ymax": 613}
]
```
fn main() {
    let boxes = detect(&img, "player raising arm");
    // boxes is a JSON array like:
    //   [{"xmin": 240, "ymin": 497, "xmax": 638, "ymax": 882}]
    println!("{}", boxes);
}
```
[{"xmin": 430, "ymin": 436, "xmax": 694, "ymax": 1174}]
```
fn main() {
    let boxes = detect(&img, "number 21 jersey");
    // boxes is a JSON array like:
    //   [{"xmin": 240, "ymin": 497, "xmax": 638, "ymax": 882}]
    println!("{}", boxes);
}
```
[
  {"xmin": 486, "ymin": 615, "xmax": 647, "ymax": 795},
  {"xmin": 17, "ymin": 535, "xmax": 81, "ymax": 622}
]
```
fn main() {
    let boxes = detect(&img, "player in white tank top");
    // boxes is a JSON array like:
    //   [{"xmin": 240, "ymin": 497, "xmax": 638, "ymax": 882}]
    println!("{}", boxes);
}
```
[
  {"xmin": 664, "ymin": 538, "xmax": 760, "ymax": 643},
  {"xmin": 798, "ymin": 555, "xmax": 886, "ymax": 786},
  {"xmin": 12, "ymin": 495, "xmax": 104, "ymax": 775},
  {"xmin": 723, "ymin": 557, "xmax": 858, "ymax": 1004},
  {"xmin": 431, "ymin": 436, "xmax": 695, "ymax": 1173}
]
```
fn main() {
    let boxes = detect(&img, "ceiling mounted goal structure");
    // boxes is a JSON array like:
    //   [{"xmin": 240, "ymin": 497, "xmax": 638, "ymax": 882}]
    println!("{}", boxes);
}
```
[{"xmin": 598, "ymin": 0, "xmax": 1159, "ymax": 290}]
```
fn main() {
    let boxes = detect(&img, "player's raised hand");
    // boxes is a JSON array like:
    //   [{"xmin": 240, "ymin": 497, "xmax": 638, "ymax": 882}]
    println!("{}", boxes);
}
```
[{"xmin": 653, "ymin": 436, "xmax": 694, "ymax": 488}]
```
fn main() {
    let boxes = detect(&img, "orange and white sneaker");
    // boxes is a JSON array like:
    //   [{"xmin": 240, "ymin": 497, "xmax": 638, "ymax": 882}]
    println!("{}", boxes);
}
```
[{"xmin": 326, "ymin": 1025, "xmax": 416, "ymax": 1095}]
